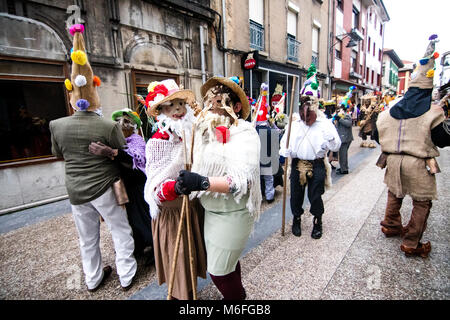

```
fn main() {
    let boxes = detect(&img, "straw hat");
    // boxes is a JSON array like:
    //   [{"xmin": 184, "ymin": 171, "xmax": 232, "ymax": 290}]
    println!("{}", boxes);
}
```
[
  {"xmin": 111, "ymin": 108, "xmax": 142, "ymax": 129},
  {"xmin": 64, "ymin": 24, "xmax": 101, "ymax": 112},
  {"xmin": 200, "ymin": 76, "xmax": 250, "ymax": 120},
  {"xmin": 145, "ymin": 79, "xmax": 195, "ymax": 117}
]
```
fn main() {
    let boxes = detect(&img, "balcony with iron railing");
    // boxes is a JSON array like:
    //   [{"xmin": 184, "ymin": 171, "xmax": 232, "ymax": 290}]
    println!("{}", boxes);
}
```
[
  {"xmin": 312, "ymin": 52, "xmax": 319, "ymax": 66},
  {"xmin": 250, "ymin": 20, "xmax": 264, "ymax": 51},
  {"xmin": 287, "ymin": 35, "xmax": 301, "ymax": 62}
]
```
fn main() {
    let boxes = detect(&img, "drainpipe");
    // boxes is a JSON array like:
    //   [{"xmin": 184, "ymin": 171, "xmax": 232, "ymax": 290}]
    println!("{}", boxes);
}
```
[
  {"xmin": 200, "ymin": 25, "xmax": 206, "ymax": 83},
  {"xmin": 222, "ymin": 0, "xmax": 228, "ymax": 77}
]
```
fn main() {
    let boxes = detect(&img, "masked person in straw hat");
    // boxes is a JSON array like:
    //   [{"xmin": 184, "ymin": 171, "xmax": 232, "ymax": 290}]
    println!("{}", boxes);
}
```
[
  {"xmin": 49, "ymin": 24, "xmax": 137, "ymax": 292},
  {"xmin": 175, "ymin": 76, "xmax": 261, "ymax": 300},
  {"xmin": 143, "ymin": 79, "xmax": 207, "ymax": 300},
  {"xmin": 88, "ymin": 108, "xmax": 154, "ymax": 264},
  {"xmin": 279, "ymin": 64, "xmax": 341, "ymax": 239},
  {"xmin": 376, "ymin": 35, "xmax": 449, "ymax": 258}
]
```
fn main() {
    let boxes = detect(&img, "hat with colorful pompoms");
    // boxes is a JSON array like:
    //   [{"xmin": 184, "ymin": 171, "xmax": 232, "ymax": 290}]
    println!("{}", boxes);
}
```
[
  {"xmin": 64, "ymin": 24, "xmax": 102, "ymax": 111},
  {"xmin": 410, "ymin": 34, "xmax": 439, "ymax": 89}
]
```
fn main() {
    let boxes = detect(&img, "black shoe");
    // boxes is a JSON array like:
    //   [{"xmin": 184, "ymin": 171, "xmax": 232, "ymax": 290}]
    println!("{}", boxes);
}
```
[
  {"xmin": 311, "ymin": 217, "xmax": 322, "ymax": 239},
  {"xmin": 87, "ymin": 265, "xmax": 112, "ymax": 293},
  {"xmin": 336, "ymin": 168, "xmax": 348, "ymax": 175},
  {"xmin": 330, "ymin": 164, "xmax": 336, "ymax": 170},
  {"xmin": 267, "ymin": 198, "xmax": 275, "ymax": 204},
  {"xmin": 292, "ymin": 217, "xmax": 301, "ymax": 237}
]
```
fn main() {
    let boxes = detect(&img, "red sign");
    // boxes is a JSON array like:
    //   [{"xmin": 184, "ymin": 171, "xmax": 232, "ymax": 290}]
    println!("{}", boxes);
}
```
[{"xmin": 244, "ymin": 52, "xmax": 256, "ymax": 69}]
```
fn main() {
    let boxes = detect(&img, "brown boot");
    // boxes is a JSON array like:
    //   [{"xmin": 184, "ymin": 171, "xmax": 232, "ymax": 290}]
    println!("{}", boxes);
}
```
[
  {"xmin": 380, "ymin": 191, "xmax": 403, "ymax": 237},
  {"xmin": 402, "ymin": 200, "xmax": 432, "ymax": 249},
  {"xmin": 400, "ymin": 242, "xmax": 431, "ymax": 258}
]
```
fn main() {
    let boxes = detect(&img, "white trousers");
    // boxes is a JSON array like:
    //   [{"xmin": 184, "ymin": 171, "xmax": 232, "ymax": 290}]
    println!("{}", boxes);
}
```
[{"xmin": 71, "ymin": 187, "xmax": 137, "ymax": 289}]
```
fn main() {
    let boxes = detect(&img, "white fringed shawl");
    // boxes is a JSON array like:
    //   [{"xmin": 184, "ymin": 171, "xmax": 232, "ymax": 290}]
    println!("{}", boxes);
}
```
[
  {"xmin": 144, "ymin": 138, "xmax": 186, "ymax": 219},
  {"xmin": 190, "ymin": 119, "xmax": 262, "ymax": 220}
]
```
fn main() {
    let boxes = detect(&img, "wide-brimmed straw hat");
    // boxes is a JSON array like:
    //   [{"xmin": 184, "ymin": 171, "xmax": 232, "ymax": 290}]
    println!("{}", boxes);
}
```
[
  {"xmin": 200, "ymin": 76, "xmax": 250, "ymax": 120},
  {"xmin": 145, "ymin": 79, "xmax": 195, "ymax": 117},
  {"xmin": 111, "ymin": 108, "xmax": 142, "ymax": 129}
]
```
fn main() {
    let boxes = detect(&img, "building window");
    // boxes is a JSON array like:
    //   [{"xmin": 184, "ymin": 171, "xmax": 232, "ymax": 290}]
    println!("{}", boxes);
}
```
[
  {"xmin": 335, "ymin": 39, "xmax": 342, "ymax": 60},
  {"xmin": 371, "ymin": 70, "xmax": 375, "ymax": 84},
  {"xmin": 249, "ymin": 0, "xmax": 265, "ymax": 51},
  {"xmin": 0, "ymin": 58, "xmax": 69, "ymax": 164},
  {"xmin": 380, "ymin": 24, "xmax": 383, "ymax": 36},
  {"xmin": 351, "ymin": 51, "xmax": 358, "ymax": 72},
  {"xmin": 366, "ymin": 67, "xmax": 370, "ymax": 82},
  {"xmin": 360, "ymin": 64, "xmax": 364, "ymax": 76},
  {"xmin": 287, "ymin": 34, "xmax": 300, "ymax": 62},
  {"xmin": 373, "ymin": 42, "xmax": 376, "ymax": 56},
  {"xmin": 377, "ymin": 73, "xmax": 381, "ymax": 87},
  {"xmin": 312, "ymin": 26, "xmax": 319, "ymax": 66},
  {"xmin": 367, "ymin": 37, "xmax": 371, "ymax": 53},
  {"xmin": 352, "ymin": 6, "xmax": 360, "ymax": 29},
  {"xmin": 250, "ymin": 20, "xmax": 265, "ymax": 51},
  {"xmin": 337, "ymin": 0, "xmax": 344, "ymax": 11},
  {"xmin": 378, "ymin": 49, "xmax": 382, "ymax": 61}
]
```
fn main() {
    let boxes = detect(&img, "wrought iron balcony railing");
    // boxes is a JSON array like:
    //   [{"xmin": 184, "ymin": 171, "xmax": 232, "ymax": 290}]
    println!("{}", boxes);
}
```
[
  {"xmin": 250, "ymin": 20, "xmax": 264, "ymax": 51},
  {"xmin": 287, "ymin": 36, "xmax": 301, "ymax": 62}
]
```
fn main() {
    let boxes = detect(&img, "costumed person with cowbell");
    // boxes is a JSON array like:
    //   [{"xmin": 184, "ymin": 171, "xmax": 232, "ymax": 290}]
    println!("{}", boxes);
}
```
[
  {"xmin": 175, "ymin": 76, "xmax": 261, "ymax": 300},
  {"xmin": 88, "ymin": 108, "xmax": 154, "ymax": 265},
  {"xmin": 143, "ymin": 80, "xmax": 207, "ymax": 300},
  {"xmin": 376, "ymin": 35, "xmax": 450, "ymax": 258},
  {"xmin": 359, "ymin": 94, "xmax": 380, "ymax": 148},
  {"xmin": 279, "ymin": 64, "xmax": 341, "ymax": 239},
  {"xmin": 49, "ymin": 24, "xmax": 137, "ymax": 292}
]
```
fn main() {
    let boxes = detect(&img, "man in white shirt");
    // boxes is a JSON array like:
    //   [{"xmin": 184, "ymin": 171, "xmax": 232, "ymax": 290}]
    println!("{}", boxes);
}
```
[{"xmin": 279, "ymin": 64, "xmax": 341, "ymax": 239}]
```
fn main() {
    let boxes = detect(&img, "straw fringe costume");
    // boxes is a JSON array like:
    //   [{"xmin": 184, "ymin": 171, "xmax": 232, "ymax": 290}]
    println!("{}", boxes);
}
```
[{"xmin": 190, "ymin": 118, "xmax": 261, "ymax": 276}]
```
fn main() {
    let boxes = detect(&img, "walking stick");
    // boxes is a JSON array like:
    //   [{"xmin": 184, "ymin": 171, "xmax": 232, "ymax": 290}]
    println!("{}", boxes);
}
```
[
  {"xmin": 281, "ymin": 76, "xmax": 297, "ymax": 236},
  {"xmin": 167, "ymin": 129, "xmax": 198, "ymax": 300}
]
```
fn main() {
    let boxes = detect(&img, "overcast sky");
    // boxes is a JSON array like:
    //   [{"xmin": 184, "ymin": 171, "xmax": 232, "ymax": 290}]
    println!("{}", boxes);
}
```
[{"xmin": 382, "ymin": 0, "xmax": 449, "ymax": 81}]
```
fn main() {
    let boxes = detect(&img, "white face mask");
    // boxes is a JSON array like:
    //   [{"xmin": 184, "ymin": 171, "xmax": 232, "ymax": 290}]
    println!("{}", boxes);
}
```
[{"xmin": 156, "ymin": 104, "xmax": 195, "ymax": 141}]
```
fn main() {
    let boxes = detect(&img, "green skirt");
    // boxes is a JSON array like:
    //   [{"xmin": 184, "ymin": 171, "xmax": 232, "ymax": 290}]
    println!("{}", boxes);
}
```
[{"xmin": 201, "ymin": 194, "xmax": 254, "ymax": 276}]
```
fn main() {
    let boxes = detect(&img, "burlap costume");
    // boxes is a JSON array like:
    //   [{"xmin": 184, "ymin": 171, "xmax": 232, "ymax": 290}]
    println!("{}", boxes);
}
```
[
  {"xmin": 377, "ymin": 34, "xmax": 445, "ymax": 255},
  {"xmin": 377, "ymin": 105, "xmax": 444, "ymax": 201}
]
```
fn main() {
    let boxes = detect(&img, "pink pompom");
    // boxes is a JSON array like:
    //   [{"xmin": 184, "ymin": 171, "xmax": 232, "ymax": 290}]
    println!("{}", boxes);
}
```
[{"xmin": 69, "ymin": 24, "xmax": 85, "ymax": 36}]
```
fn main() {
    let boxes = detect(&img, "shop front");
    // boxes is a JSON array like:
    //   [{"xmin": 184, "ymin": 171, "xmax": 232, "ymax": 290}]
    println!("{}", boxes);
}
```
[{"xmin": 241, "ymin": 51, "xmax": 301, "ymax": 119}]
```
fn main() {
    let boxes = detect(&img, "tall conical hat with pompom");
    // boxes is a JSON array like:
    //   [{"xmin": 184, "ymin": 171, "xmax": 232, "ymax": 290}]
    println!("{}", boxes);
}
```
[
  {"xmin": 64, "ymin": 24, "xmax": 101, "ymax": 111},
  {"xmin": 300, "ymin": 63, "xmax": 321, "ymax": 99},
  {"xmin": 409, "ymin": 34, "xmax": 439, "ymax": 89},
  {"xmin": 389, "ymin": 35, "xmax": 439, "ymax": 120}
]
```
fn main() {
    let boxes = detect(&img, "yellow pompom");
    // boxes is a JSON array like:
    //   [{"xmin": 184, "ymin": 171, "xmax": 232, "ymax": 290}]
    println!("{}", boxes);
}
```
[
  {"xmin": 426, "ymin": 69, "xmax": 435, "ymax": 78},
  {"xmin": 147, "ymin": 81, "xmax": 159, "ymax": 93},
  {"xmin": 64, "ymin": 79, "xmax": 73, "ymax": 91},
  {"xmin": 71, "ymin": 50, "xmax": 87, "ymax": 65}
]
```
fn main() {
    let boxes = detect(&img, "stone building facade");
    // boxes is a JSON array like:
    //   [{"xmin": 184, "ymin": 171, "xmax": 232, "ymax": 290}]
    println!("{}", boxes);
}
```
[{"xmin": 0, "ymin": 0, "xmax": 221, "ymax": 213}]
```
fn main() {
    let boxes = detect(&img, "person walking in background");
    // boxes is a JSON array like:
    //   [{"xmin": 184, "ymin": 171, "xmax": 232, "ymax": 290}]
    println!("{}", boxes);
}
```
[
  {"xmin": 280, "ymin": 64, "xmax": 341, "ymax": 239},
  {"xmin": 334, "ymin": 104, "xmax": 354, "ymax": 175},
  {"xmin": 49, "ymin": 24, "xmax": 136, "ymax": 292},
  {"xmin": 89, "ymin": 108, "xmax": 154, "ymax": 265}
]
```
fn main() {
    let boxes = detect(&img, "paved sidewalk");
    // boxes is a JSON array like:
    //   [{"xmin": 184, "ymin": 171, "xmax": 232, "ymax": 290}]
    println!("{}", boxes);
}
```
[{"xmin": 1, "ymin": 127, "xmax": 448, "ymax": 300}]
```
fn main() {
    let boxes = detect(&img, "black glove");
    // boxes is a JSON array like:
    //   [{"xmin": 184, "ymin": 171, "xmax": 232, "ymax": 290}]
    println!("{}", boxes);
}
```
[
  {"xmin": 89, "ymin": 141, "xmax": 115, "ymax": 158},
  {"xmin": 176, "ymin": 170, "xmax": 209, "ymax": 195}
]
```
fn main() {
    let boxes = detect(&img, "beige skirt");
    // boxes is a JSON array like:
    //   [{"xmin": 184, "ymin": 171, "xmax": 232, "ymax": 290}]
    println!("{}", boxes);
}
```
[
  {"xmin": 151, "ymin": 197, "xmax": 207, "ymax": 300},
  {"xmin": 384, "ymin": 154, "xmax": 437, "ymax": 201}
]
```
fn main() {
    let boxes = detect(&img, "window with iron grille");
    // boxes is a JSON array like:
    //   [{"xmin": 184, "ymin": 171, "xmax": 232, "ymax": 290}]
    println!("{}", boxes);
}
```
[
  {"xmin": 287, "ymin": 34, "xmax": 300, "ymax": 62},
  {"xmin": 250, "ymin": 20, "xmax": 265, "ymax": 51}
]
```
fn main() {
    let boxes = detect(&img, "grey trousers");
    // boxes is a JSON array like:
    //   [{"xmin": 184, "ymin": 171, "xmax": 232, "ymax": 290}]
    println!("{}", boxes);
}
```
[{"xmin": 339, "ymin": 141, "xmax": 351, "ymax": 172}]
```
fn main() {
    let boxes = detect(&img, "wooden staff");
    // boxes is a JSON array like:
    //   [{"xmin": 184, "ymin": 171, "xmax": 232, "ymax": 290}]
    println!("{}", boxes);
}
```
[
  {"xmin": 281, "ymin": 76, "xmax": 297, "ymax": 236},
  {"xmin": 167, "ymin": 129, "xmax": 197, "ymax": 300}
]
